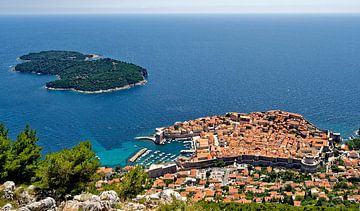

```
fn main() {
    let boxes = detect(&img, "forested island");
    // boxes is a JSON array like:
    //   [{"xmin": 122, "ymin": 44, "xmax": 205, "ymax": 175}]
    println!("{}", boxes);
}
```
[{"xmin": 14, "ymin": 51, "xmax": 148, "ymax": 93}]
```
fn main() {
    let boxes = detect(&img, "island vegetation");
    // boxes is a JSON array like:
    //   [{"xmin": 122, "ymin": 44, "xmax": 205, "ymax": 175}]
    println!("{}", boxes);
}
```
[{"xmin": 14, "ymin": 50, "xmax": 148, "ymax": 93}]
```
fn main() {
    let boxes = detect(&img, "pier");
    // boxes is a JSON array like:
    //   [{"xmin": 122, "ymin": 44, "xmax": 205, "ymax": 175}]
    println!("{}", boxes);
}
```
[
  {"xmin": 129, "ymin": 148, "xmax": 148, "ymax": 163},
  {"xmin": 134, "ymin": 136, "xmax": 155, "ymax": 141},
  {"xmin": 181, "ymin": 149, "xmax": 195, "ymax": 154}
]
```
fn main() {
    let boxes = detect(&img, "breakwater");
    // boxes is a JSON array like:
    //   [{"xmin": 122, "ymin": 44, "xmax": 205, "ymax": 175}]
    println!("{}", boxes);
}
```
[{"xmin": 128, "ymin": 148, "xmax": 148, "ymax": 163}]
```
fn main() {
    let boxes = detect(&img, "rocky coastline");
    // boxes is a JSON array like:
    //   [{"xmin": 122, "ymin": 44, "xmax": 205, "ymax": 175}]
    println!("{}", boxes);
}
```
[{"xmin": 45, "ymin": 80, "xmax": 147, "ymax": 94}]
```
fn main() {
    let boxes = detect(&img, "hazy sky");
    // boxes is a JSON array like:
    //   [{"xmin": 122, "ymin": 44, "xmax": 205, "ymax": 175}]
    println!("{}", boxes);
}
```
[{"xmin": 1, "ymin": 0, "xmax": 360, "ymax": 14}]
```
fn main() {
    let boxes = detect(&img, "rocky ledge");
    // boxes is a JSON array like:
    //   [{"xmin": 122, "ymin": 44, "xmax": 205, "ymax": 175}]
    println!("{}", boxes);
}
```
[{"xmin": 1, "ymin": 181, "xmax": 185, "ymax": 211}]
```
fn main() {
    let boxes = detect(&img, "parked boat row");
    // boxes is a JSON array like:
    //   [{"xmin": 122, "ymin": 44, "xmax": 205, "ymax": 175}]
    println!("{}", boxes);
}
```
[
  {"xmin": 129, "ymin": 136, "xmax": 195, "ymax": 168},
  {"xmin": 132, "ymin": 150, "xmax": 181, "ymax": 168}
]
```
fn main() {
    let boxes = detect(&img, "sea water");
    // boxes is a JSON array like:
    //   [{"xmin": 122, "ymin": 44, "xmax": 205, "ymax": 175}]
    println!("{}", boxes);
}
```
[{"xmin": 0, "ymin": 14, "xmax": 359, "ymax": 166}]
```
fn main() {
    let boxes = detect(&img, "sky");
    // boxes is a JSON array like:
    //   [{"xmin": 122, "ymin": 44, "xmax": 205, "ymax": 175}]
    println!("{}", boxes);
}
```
[{"xmin": 1, "ymin": 0, "xmax": 360, "ymax": 14}]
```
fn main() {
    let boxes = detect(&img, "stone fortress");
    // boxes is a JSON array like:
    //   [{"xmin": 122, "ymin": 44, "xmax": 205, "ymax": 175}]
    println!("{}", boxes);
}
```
[{"xmin": 156, "ymin": 110, "xmax": 338, "ymax": 173}]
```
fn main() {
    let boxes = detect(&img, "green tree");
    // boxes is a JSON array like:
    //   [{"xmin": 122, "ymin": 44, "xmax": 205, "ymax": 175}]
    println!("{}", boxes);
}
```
[
  {"xmin": 284, "ymin": 184, "xmax": 293, "ymax": 192},
  {"xmin": 283, "ymin": 195, "xmax": 294, "ymax": 205},
  {"xmin": 214, "ymin": 160, "xmax": 225, "ymax": 167},
  {"xmin": 0, "ymin": 123, "xmax": 9, "ymax": 138},
  {"xmin": 36, "ymin": 141, "xmax": 99, "ymax": 198},
  {"xmin": 118, "ymin": 166, "xmax": 148, "ymax": 200},
  {"xmin": 0, "ymin": 123, "xmax": 11, "ymax": 181},
  {"xmin": 346, "ymin": 138, "xmax": 360, "ymax": 150},
  {"xmin": 5, "ymin": 125, "xmax": 41, "ymax": 183}
]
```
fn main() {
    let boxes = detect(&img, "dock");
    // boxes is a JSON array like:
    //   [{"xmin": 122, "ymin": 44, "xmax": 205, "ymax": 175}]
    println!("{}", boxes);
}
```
[
  {"xmin": 129, "ymin": 148, "xmax": 148, "ymax": 163},
  {"xmin": 180, "ymin": 149, "xmax": 195, "ymax": 154},
  {"xmin": 134, "ymin": 136, "xmax": 156, "ymax": 141}
]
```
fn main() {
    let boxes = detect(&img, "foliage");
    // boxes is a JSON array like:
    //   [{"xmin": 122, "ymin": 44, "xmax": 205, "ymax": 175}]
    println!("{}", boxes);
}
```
[
  {"xmin": 262, "ymin": 170, "xmax": 310, "ymax": 183},
  {"xmin": 333, "ymin": 181, "xmax": 348, "ymax": 190},
  {"xmin": 0, "ymin": 124, "xmax": 11, "ymax": 180},
  {"xmin": 283, "ymin": 195, "xmax": 294, "ymax": 205},
  {"xmin": 158, "ymin": 201, "xmax": 359, "ymax": 211},
  {"xmin": 346, "ymin": 138, "xmax": 360, "ymax": 150},
  {"xmin": 284, "ymin": 184, "xmax": 293, "ymax": 192},
  {"xmin": 36, "ymin": 141, "xmax": 100, "ymax": 198},
  {"xmin": 117, "ymin": 166, "xmax": 149, "ymax": 200},
  {"xmin": 15, "ymin": 51, "xmax": 147, "ymax": 92},
  {"xmin": 1, "ymin": 125, "xmax": 42, "ymax": 183},
  {"xmin": 214, "ymin": 160, "xmax": 225, "ymax": 167},
  {"xmin": 158, "ymin": 200, "xmax": 205, "ymax": 211}
]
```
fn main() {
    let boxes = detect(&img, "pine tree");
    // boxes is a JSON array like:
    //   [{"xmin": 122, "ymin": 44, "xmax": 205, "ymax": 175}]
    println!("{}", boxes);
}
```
[
  {"xmin": 0, "ymin": 123, "xmax": 11, "ymax": 181},
  {"xmin": 5, "ymin": 125, "xmax": 42, "ymax": 183}
]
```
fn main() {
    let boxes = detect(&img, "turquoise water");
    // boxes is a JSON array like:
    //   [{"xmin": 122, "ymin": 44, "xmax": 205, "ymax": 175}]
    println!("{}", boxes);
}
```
[{"xmin": 0, "ymin": 15, "xmax": 359, "ymax": 166}]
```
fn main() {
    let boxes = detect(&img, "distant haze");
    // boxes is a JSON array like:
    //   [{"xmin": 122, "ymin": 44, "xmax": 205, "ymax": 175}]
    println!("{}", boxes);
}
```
[{"xmin": 1, "ymin": 0, "xmax": 360, "ymax": 14}]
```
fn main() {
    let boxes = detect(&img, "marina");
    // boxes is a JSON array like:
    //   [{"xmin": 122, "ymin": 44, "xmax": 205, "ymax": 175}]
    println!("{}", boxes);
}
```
[{"xmin": 129, "ymin": 137, "xmax": 195, "ymax": 168}]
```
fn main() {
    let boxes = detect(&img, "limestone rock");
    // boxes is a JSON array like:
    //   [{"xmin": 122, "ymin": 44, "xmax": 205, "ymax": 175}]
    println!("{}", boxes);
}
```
[
  {"xmin": 99, "ymin": 191, "xmax": 119, "ymax": 206},
  {"xmin": 62, "ymin": 192, "xmax": 120, "ymax": 211},
  {"xmin": 125, "ymin": 202, "xmax": 146, "ymax": 211},
  {"xmin": 18, "ymin": 190, "xmax": 33, "ymax": 206},
  {"xmin": 19, "ymin": 197, "xmax": 56, "ymax": 211},
  {"xmin": 158, "ymin": 189, "xmax": 184, "ymax": 202},
  {"xmin": 2, "ymin": 181, "xmax": 15, "ymax": 200},
  {"xmin": 73, "ymin": 193, "xmax": 100, "ymax": 202},
  {"xmin": 1, "ymin": 204, "xmax": 12, "ymax": 211},
  {"xmin": 62, "ymin": 200, "xmax": 103, "ymax": 211}
]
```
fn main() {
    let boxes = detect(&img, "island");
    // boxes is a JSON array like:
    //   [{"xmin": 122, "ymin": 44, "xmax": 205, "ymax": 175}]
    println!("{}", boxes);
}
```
[{"xmin": 14, "ymin": 50, "xmax": 148, "ymax": 93}]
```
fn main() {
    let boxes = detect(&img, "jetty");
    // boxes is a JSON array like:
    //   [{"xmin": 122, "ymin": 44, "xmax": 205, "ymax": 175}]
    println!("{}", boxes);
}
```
[
  {"xmin": 135, "ymin": 136, "xmax": 155, "ymax": 141},
  {"xmin": 181, "ymin": 149, "xmax": 195, "ymax": 154},
  {"xmin": 129, "ymin": 148, "xmax": 148, "ymax": 163}
]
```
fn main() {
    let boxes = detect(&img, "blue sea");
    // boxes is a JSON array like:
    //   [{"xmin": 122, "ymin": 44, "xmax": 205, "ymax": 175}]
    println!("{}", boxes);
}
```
[{"xmin": 0, "ymin": 14, "xmax": 359, "ymax": 166}]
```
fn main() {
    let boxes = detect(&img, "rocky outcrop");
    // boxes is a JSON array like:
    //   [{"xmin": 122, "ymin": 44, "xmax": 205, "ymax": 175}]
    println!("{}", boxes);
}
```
[
  {"xmin": 130, "ymin": 189, "xmax": 186, "ymax": 210},
  {"xmin": 157, "ymin": 189, "xmax": 184, "ymax": 202},
  {"xmin": 17, "ymin": 185, "xmax": 37, "ymax": 206},
  {"xmin": 140, "ymin": 189, "xmax": 185, "ymax": 203},
  {"xmin": 18, "ymin": 197, "xmax": 56, "ymax": 211},
  {"xmin": 125, "ymin": 202, "xmax": 146, "ymax": 211},
  {"xmin": 61, "ymin": 191, "xmax": 120, "ymax": 211},
  {"xmin": 1, "ymin": 181, "xmax": 15, "ymax": 200},
  {"xmin": 99, "ymin": 191, "xmax": 119, "ymax": 207},
  {"xmin": 1, "ymin": 204, "xmax": 12, "ymax": 211}
]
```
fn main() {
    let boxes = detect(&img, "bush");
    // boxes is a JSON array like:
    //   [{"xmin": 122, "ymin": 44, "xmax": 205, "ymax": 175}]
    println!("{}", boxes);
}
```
[
  {"xmin": 36, "ymin": 141, "xmax": 100, "ymax": 198},
  {"xmin": 0, "ymin": 124, "xmax": 41, "ymax": 184},
  {"xmin": 117, "ymin": 166, "xmax": 149, "ymax": 200}
]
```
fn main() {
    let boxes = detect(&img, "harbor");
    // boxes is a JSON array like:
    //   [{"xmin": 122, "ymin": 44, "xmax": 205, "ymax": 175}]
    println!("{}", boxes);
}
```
[{"xmin": 128, "ymin": 137, "xmax": 195, "ymax": 168}]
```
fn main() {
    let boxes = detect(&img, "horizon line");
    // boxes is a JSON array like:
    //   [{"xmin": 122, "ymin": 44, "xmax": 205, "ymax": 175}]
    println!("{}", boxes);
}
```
[{"xmin": 1, "ymin": 11, "xmax": 360, "ymax": 16}]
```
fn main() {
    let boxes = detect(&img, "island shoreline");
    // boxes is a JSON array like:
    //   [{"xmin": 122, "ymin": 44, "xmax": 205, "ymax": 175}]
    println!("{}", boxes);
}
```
[
  {"xmin": 45, "ymin": 80, "xmax": 147, "ymax": 94},
  {"xmin": 13, "ymin": 51, "xmax": 148, "ymax": 94},
  {"xmin": 12, "ymin": 67, "xmax": 147, "ymax": 94}
]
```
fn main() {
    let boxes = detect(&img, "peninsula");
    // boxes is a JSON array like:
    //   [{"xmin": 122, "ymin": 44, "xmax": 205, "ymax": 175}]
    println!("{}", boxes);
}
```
[{"xmin": 14, "ymin": 50, "xmax": 148, "ymax": 93}]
